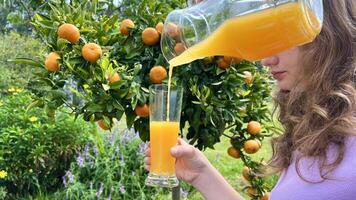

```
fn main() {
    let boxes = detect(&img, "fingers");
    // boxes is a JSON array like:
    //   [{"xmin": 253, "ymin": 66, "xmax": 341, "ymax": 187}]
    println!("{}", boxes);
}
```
[
  {"xmin": 144, "ymin": 156, "xmax": 150, "ymax": 171},
  {"xmin": 171, "ymin": 139, "xmax": 196, "ymax": 158},
  {"xmin": 145, "ymin": 148, "xmax": 151, "ymax": 157},
  {"xmin": 144, "ymin": 146, "xmax": 151, "ymax": 171}
]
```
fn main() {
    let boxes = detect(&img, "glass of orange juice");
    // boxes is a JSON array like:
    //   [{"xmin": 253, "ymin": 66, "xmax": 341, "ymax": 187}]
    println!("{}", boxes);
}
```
[{"xmin": 145, "ymin": 84, "xmax": 183, "ymax": 188}]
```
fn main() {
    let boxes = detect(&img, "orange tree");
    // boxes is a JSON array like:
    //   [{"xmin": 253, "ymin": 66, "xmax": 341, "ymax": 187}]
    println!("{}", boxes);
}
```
[{"xmin": 19, "ymin": 0, "xmax": 276, "ymax": 199}]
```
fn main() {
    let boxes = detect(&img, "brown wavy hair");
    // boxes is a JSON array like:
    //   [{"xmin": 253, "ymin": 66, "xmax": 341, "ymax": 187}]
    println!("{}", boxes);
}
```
[{"xmin": 269, "ymin": 0, "xmax": 356, "ymax": 181}]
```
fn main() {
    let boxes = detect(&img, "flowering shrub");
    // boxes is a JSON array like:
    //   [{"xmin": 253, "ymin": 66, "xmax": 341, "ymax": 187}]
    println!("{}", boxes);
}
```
[
  {"xmin": 0, "ymin": 91, "xmax": 94, "ymax": 198},
  {"xmin": 55, "ymin": 128, "xmax": 161, "ymax": 200}
]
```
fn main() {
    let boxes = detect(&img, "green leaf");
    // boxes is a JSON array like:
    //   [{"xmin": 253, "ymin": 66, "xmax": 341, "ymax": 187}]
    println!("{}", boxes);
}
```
[{"xmin": 8, "ymin": 58, "xmax": 43, "ymax": 68}]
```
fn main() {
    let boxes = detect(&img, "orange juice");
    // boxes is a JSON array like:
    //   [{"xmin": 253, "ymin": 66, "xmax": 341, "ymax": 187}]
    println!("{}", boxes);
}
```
[
  {"xmin": 169, "ymin": 2, "xmax": 321, "ymax": 67},
  {"xmin": 150, "ymin": 121, "xmax": 179, "ymax": 175}
]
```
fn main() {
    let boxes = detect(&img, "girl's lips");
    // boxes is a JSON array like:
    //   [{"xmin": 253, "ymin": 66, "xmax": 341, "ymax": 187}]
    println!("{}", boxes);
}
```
[{"xmin": 271, "ymin": 71, "xmax": 286, "ymax": 80}]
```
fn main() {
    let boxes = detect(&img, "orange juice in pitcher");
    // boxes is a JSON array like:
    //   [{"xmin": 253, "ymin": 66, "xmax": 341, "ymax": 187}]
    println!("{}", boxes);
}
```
[{"xmin": 161, "ymin": 0, "xmax": 324, "ymax": 67}]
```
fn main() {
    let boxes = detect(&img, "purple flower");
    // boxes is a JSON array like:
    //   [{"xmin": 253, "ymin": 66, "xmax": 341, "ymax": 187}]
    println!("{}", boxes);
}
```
[
  {"xmin": 93, "ymin": 144, "xmax": 99, "ymax": 157},
  {"xmin": 110, "ymin": 131, "xmax": 117, "ymax": 146},
  {"xmin": 180, "ymin": 188, "xmax": 189, "ymax": 198},
  {"xmin": 96, "ymin": 182, "xmax": 104, "ymax": 198},
  {"xmin": 62, "ymin": 176, "xmax": 67, "ymax": 187},
  {"xmin": 65, "ymin": 171, "xmax": 74, "ymax": 183},
  {"xmin": 120, "ymin": 154, "xmax": 125, "ymax": 164},
  {"xmin": 84, "ymin": 144, "xmax": 89, "ymax": 157},
  {"xmin": 138, "ymin": 142, "xmax": 148, "ymax": 155},
  {"xmin": 107, "ymin": 187, "xmax": 114, "ymax": 200},
  {"xmin": 76, "ymin": 152, "xmax": 84, "ymax": 167},
  {"xmin": 119, "ymin": 185, "xmax": 126, "ymax": 194}
]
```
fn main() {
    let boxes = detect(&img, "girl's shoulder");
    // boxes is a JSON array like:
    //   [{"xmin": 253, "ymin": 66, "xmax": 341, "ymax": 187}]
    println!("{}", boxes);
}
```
[{"xmin": 270, "ymin": 135, "xmax": 356, "ymax": 200}]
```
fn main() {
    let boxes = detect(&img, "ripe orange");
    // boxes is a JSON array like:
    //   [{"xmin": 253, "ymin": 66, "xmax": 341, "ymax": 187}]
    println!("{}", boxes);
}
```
[
  {"xmin": 247, "ymin": 121, "xmax": 261, "ymax": 135},
  {"xmin": 108, "ymin": 72, "xmax": 121, "ymax": 85},
  {"xmin": 97, "ymin": 119, "xmax": 110, "ymax": 130},
  {"xmin": 120, "ymin": 19, "xmax": 135, "ymax": 35},
  {"xmin": 156, "ymin": 22, "xmax": 164, "ymax": 34},
  {"xmin": 57, "ymin": 23, "xmax": 80, "ymax": 44},
  {"xmin": 243, "ymin": 139, "xmax": 261, "ymax": 154},
  {"xmin": 45, "ymin": 52, "xmax": 61, "ymax": 72},
  {"xmin": 260, "ymin": 192, "xmax": 270, "ymax": 200},
  {"xmin": 242, "ymin": 166, "xmax": 251, "ymax": 181},
  {"xmin": 247, "ymin": 187, "xmax": 257, "ymax": 197},
  {"xmin": 227, "ymin": 146, "xmax": 241, "ymax": 159},
  {"xmin": 142, "ymin": 27, "xmax": 160, "ymax": 46},
  {"xmin": 216, "ymin": 58, "xmax": 230, "ymax": 69},
  {"xmin": 135, "ymin": 104, "xmax": 149, "ymax": 117},
  {"xmin": 174, "ymin": 43, "xmax": 186, "ymax": 56},
  {"xmin": 167, "ymin": 22, "xmax": 180, "ymax": 39},
  {"xmin": 233, "ymin": 57, "xmax": 242, "ymax": 64},
  {"xmin": 82, "ymin": 43, "xmax": 102, "ymax": 62},
  {"xmin": 149, "ymin": 65, "xmax": 167, "ymax": 84}
]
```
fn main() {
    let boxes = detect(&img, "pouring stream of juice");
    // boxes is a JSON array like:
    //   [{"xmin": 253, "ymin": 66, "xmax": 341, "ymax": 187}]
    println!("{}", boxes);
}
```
[{"xmin": 166, "ymin": 2, "xmax": 321, "ymax": 122}]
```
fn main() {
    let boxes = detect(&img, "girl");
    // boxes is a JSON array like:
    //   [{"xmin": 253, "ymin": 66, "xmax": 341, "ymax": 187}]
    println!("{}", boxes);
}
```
[{"xmin": 145, "ymin": 0, "xmax": 356, "ymax": 199}]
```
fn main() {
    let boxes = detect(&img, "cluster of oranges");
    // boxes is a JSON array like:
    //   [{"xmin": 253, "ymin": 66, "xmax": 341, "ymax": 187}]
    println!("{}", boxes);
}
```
[
  {"xmin": 44, "ymin": 23, "xmax": 102, "ymax": 72},
  {"xmin": 227, "ymin": 120, "xmax": 262, "ymax": 159},
  {"xmin": 227, "ymin": 120, "xmax": 270, "ymax": 199},
  {"xmin": 96, "ymin": 19, "xmax": 172, "ymax": 129}
]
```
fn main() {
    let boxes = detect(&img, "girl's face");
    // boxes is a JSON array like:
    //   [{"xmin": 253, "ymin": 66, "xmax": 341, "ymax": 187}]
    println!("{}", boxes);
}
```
[{"xmin": 261, "ymin": 47, "xmax": 304, "ymax": 91}]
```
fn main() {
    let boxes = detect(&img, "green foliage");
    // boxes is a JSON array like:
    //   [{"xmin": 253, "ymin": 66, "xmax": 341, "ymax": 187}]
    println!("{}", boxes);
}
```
[
  {"xmin": 55, "ymin": 128, "xmax": 161, "ymax": 200},
  {"xmin": 0, "ymin": 32, "xmax": 44, "ymax": 91},
  {"xmin": 0, "ymin": 91, "xmax": 94, "ymax": 198}
]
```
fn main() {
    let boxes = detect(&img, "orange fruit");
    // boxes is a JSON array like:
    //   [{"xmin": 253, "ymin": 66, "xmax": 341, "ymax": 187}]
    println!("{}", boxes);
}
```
[
  {"xmin": 149, "ymin": 65, "xmax": 167, "ymax": 84},
  {"xmin": 244, "ymin": 71, "xmax": 253, "ymax": 85},
  {"xmin": 227, "ymin": 146, "xmax": 241, "ymax": 159},
  {"xmin": 260, "ymin": 192, "xmax": 270, "ymax": 200},
  {"xmin": 120, "ymin": 19, "xmax": 135, "ymax": 35},
  {"xmin": 233, "ymin": 57, "xmax": 242, "ymax": 64},
  {"xmin": 57, "ymin": 23, "xmax": 80, "ymax": 44},
  {"xmin": 247, "ymin": 187, "xmax": 257, "ymax": 197},
  {"xmin": 247, "ymin": 121, "xmax": 261, "ymax": 135},
  {"xmin": 223, "ymin": 56, "xmax": 233, "ymax": 64},
  {"xmin": 167, "ymin": 22, "xmax": 180, "ymax": 39},
  {"xmin": 243, "ymin": 139, "xmax": 260, "ymax": 154},
  {"xmin": 97, "ymin": 119, "xmax": 110, "ymax": 130},
  {"xmin": 156, "ymin": 22, "xmax": 164, "ymax": 34},
  {"xmin": 242, "ymin": 166, "xmax": 251, "ymax": 181},
  {"xmin": 45, "ymin": 52, "xmax": 61, "ymax": 72},
  {"xmin": 82, "ymin": 43, "xmax": 102, "ymax": 62},
  {"xmin": 216, "ymin": 58, "xmax": 230, "ymax": 69},
  {"xmin": 135, "ymin": 104, "xmax": 149, "ymax": 117},
  {"xmin": 108, "ymin": 72, "xmax": 121, "ymax": 85},
  {"xmin": 174, "ymin": 43, "xmax": 186, "ymax": 56},
  {"xmin": 142, "ymin": 27, "xmax": 160, "ymax": 46}
]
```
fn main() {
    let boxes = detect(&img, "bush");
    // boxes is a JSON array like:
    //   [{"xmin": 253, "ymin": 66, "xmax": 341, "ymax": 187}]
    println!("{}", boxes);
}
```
[
  {"xmin": 0, "ymin": 90, "xmax": 94, "ymax": 198},
  {"xmin": 0, "ymin": 32, "xmax": 44, "ymax": 91},
  {"xmin": 55, "ymin": 128, "xmax": 161, "ymax": 200}
]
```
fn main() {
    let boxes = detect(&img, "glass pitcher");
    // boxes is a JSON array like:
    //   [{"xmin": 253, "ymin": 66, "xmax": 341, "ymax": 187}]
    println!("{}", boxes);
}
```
[{"xmin": 161, "ymin": 0, "xmax": 323, "ymax": 67}]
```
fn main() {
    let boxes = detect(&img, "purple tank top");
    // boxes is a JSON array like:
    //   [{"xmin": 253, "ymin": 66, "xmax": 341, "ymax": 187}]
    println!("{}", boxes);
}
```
[{"xmin": 270, "ymin": 136, "xmax": 356, "ymax": 200}]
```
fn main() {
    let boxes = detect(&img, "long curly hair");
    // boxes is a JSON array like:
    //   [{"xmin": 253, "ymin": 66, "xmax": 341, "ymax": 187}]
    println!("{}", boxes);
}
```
[{"xmin": 269, "ymin": 0, "xmax": 356, "ymax": 181}]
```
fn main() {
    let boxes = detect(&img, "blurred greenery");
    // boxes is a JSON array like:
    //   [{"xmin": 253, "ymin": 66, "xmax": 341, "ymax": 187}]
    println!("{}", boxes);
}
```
[
  {"xmin": 0, "ymin": 91, "xmax": 95, "ymax": 198},
  {"xmin": 0, "ymin": 32, "xmax": 44, "ymax": 92}
]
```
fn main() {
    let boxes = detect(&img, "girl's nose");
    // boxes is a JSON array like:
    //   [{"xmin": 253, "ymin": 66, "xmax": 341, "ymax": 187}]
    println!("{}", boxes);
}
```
[{"xmin": 261, "ymin": 56, "xmax": 279, "ymax": 67}]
